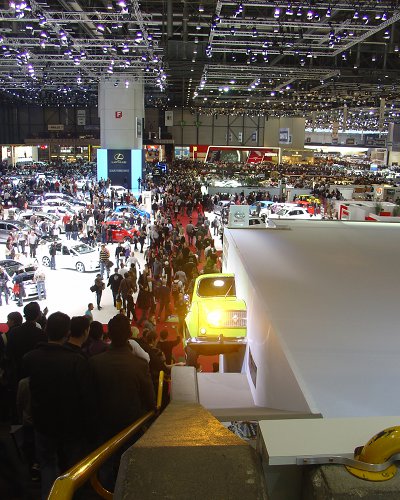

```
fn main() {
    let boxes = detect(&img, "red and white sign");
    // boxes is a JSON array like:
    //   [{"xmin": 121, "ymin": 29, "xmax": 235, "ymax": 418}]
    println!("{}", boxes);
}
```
[{"xmin": 115, "ymin": 111, "xmax": 123, "ymax": 119}]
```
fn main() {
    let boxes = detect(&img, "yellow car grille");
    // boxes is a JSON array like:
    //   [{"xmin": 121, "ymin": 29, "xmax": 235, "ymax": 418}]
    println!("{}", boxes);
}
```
[{"xmin": 222, "ymin": 310, "xmax": 247, "ymax": 328}]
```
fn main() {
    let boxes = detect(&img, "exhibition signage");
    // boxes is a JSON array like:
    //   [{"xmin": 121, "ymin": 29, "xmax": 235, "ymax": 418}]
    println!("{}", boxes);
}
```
[
  {"xmin": 115, "ymin": 111, "xmax": 123, "ymax": 119},
  {"xmin": 228, "ymin": 205, "xmax": 250, "ymax": 228},
  {"xmin": 108, "ymin": 149, "xmax": 132, "ymax": 188},
  {"xmin": 279, "ymin": 128, "xmax": 291, "ymax": 144},
  {"xmin": 165, "ymin": 111, "xmax": 174, "ymax": 126}
]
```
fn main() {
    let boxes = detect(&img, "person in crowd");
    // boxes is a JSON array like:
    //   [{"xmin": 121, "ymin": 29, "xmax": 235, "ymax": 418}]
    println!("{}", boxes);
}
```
[
  {"xmin": 28, "ymin": 230, "xmax": 38, "ymax": 259},
  {"xmin": 136, "ymin": 280, "xmax": 152, "ymax": 326},
  {"xmin": 142, "ymin": 314, "xmax": 157, "ymax": 334},
  {"xmin": 126, "ymin": 250, "xmax": 140, "ymax": 273},
  {"xmin": 64, "ymin": 315, "xmax": 91, "ymax": 354},
  {"xmin": 87, "ymin": 314, "xmax": 155, "ymax": 485},
  {"xmin": 0, "ymin": 311, "xmax": 23, "ymax": 421},
  {"xmin": 118, "ymin": 272, "xmax": 133, "ymax": 312},
  {"xmin": 108, "ymin": 267, "xmax": 123, "ymax": 307},
  {"xmin": 126, "ymin": 286, "xmax": 138, "ymax": 322},
  {"xmin": 93, "ymin": 274, "xmax": 105, "ymax": 310},
  {"xmin": 157, "ymin": 329, "xmax": 182, "ymax": 365},
  {"xmin": 99, "ymin": 243, "xmax": 110, "ymax": 279},
  {"xmin": 22, "ymin": 312, "xmax": 89, "ymax": 500},
  {"xmin": 83, "ymin": 321, "xmax": 108, "ymax": 357},
  {"xmin": 0, "ymin": 266, "xmax": 11, "ymax": 306},
  {"xmin": 49, "ymin": 241, "xmax": 57, "ymax": 270},
  {"xmin": 157, "ymin": 278, "xmax": 171, "ymax": 322},
  {"xmin": 128, "ymin": 326, "xmax": 150, "ymax": 362},
  {"xmin": 174, "ymin": 292, "xmax": 188, "ymax": 335},
  {"xmin": 33, "ymin": 267, "xmax": 47, "ymax": 300},
  {"xmin": 85, "ymin": 303, "xmax": 94, "ymax": 322},
  {"xmin": 6, "ymin": 302, "xmax": 47, "ymax": 387},
  {"xmin": 115, "ymin": 242, "xmax": 125, "ymax": 265},
  {"xmin": 185, "ymin": 220, "xmax": 195, "ymax": 246},
  {"xmin": 117, "ymin": 260, "xmax": 129, "ymax": 277},
  {"xmin": 12, "ymin": 269, "xmax": 26, "ymax": 307}
]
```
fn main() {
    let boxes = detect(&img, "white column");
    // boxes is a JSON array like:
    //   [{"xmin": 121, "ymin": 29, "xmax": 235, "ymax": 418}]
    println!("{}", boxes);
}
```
[{"xmin": 98, "ymin": 75, "xmax": 144, "ymax": 149}]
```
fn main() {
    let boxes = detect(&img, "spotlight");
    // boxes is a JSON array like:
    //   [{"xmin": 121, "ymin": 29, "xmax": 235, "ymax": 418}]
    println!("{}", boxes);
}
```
[
  {"xmin": 274, "ymin": 8, "xmax": 280, "ymax": 19},
  {"xmin": 97, "ymin": 24, "xmax": 105, "ymax": 32}
]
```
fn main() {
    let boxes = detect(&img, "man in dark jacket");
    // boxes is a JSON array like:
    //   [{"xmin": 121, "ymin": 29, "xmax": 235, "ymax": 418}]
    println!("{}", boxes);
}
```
[
  {"xmin": 6, "ymin": 302, "xmax": 47, "ymax": 386},
  {"xmin": 22, "ymin": 311, "xmax": 88, "ymax": 499},
  {"xmin": 108, "ymin": 268, "xmax": 123, "ymax": 307},
  {"xmin": 88, "ymin": 314, "xmax": 155, "ymax": 442}
]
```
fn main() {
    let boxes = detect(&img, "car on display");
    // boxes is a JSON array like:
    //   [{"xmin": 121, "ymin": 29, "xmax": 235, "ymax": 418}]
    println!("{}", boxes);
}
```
[
  {"xmin": 106, "ymin": 185, "xmax": 127, "ymax": 198},
  {"xmin": 213, "ymin": 200, "xmax": 233, "ymax": 214},
  {"xmin": 17, "ymin": 211, "xmax": 64, "ymax": 233},
  {"xmin": 268, "ymin": 206, "xmax": 323, "ymax": 220},
  {"xmin": 296, "ymin": 194, "xmax": 321, "ymax": 205},
  {"xmin": 0, "ymin": 220, "xmax": 44, "ymax": 244},
  {"xmin": 0, "ymin": 258, "xmax": 24, "ymax": 277},
  {"xmin": 39, "ymin": 241, "xmax": 100, "ymax": 273},
  {"xmin": 113, "ymin": 204, "xmax": 151, "ymax": 218},
  {"xmin": 0, "ymin": 259, "xmax": 38, "ymax": 301},
  {"xmin": 43, "ymin": 193, "xmax": 87, "ymax": 207},
  {"xmin": 39, "ymin": 205, "xmax": 75, "ymax": 217},
  {"xmin": 249, "ymin": 200, "xmax": 275, "ymax": 216},
  {"xmin": 101, "ymin": 220, "xmax": 139, "ymax": 243},
  {"xmin": 184, "ymin": 273, "xmax": 247, "ymax": 365}
]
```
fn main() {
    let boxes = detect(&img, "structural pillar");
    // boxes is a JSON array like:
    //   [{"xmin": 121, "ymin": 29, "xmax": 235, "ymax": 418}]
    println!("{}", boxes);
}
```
[
  {"xmin": 264, "ymin": 117, "xmax": 306, "ymax": 152},
  {"xmin": 97, "ymin": 75, "xmax": 144, "ymax": 191}
]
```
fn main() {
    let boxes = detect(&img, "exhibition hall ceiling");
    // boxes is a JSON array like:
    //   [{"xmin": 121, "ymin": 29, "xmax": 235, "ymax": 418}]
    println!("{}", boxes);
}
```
[{"xmin": 1, "ymin": 1, "xmax": 400, "ymax": 129}]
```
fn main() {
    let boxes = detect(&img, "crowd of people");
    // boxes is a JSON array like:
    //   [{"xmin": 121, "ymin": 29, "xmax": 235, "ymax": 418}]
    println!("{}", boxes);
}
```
[{"xmin": 0, "ymin": 161, "xmax": 227, "ymax": 499}]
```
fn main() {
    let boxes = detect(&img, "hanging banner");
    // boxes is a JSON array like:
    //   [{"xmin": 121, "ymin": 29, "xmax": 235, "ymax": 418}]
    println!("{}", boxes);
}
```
[
  {"xmin": 311, "ymin": 111, "xmax": 316, "ymax": 132},
  {"xmin": 77, "ymin": 109, "xmax": 86, "ymax": 126},
  {"xmin": 165, "ymin": 110, "xmax": 174, "ymax": 127},
  {"xmin": 379, "ymin": 98, "xmax": 385, "ymax": 131},
  {"xmin": 332, "ymin": 121, "xmax": 339, "ymax": 144},
  {"xmin": 342, "ymin": 104, "xmax": 348, "ymax": 132}
]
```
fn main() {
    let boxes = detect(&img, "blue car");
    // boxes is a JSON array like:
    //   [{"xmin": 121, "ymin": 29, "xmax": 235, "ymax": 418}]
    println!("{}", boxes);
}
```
[
  {"xmin": 249, "ymin": 201, "xmax": 274, "ymax": 215},
  {"xmin": 113, "ymin": 204, "xmax": 150, "ymax": 218}
]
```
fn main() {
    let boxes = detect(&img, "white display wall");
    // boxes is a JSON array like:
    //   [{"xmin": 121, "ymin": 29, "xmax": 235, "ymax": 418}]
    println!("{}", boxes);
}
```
[{"xmin": 223, "ymin": 221, "xmax": 400, "ymax": 418}]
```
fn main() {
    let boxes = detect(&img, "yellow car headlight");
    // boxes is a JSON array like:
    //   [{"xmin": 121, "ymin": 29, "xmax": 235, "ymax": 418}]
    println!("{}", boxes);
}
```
[{"xmin": 207, "ymin": 310, "xmax": 222, "ymax": 327}]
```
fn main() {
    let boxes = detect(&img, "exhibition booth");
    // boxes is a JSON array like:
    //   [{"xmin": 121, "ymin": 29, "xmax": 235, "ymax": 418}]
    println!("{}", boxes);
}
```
[{"xmin": 199, "ymin": 221, "xmax": 400, "ymax": 420}]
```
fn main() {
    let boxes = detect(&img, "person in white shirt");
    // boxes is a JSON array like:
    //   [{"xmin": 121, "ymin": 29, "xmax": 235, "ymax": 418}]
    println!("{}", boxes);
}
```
[
  {"xmin": 128, "ymin": 326, "xmax": 150, "ymax": 362},
  {"xmin": 33, "ymin": 267, "xmax": 47, "ymax": 300},
  {"xmin": 28, "ymin": 230, "xmax": 38, "ymax": 258},
  {"xmin": 125, "ymin": 251, "xmax": 140, "ymax": 272},
  {"xmin": 118, "ymin": 262, "xmax": 129, "ymax": 277}
]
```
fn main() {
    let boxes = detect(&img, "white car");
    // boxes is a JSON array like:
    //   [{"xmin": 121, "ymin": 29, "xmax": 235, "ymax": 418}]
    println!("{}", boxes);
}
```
[
  {"xmin": 40, "ymin": 204, "xmax": 76, "ymax": 217},
  {"xmin": 17, "ymin": 211, "xmax": 64, "ymax": 234},
  {"xmin": 106, "ymin": 185, "xmax": 127, "ymax": 197},
  {"xmin": 269, "ymin": 207, "xmax": 322, "ymax": 220},
  {"xmin": 38, "ymin": 241, "xmax": 100, "ymax": 273}
]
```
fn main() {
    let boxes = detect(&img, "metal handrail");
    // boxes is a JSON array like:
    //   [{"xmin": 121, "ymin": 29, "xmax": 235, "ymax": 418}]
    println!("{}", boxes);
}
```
[{"xmin": 48, "ymin": 370, "xmax": 165, "ymax": 500}]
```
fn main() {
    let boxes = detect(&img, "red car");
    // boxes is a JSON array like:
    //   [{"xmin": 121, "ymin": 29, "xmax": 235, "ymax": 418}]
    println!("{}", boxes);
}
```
[{"xmin": 102, "ymin": 221, "xmax": 139, "ymax": 243}]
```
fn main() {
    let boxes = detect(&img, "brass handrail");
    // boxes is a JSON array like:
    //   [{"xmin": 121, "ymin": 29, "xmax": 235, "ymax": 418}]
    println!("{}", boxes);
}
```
[{"xmin": 48, "ymin": 371, "xmax": 165, "ymax": 500}]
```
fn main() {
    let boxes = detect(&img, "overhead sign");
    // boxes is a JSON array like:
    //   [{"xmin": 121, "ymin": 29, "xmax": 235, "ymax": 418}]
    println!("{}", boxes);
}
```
[
  {"xmin": 115, "ymin": 111, "xmax": 123, "ymax": 119},
  {"xmin": 165, "ymin": 110, "xmax": 173, "ymax": 127},
  {"xmin": 279, "ymin": 128, "xmax": 291, "ymax": 144},
  {"xmin": 48, "ymin": 124, "xmax": 64, "ymax": 131},
  {"xmin": 77, "ymin": 109, "xmax": 86, "ymax": 126}
]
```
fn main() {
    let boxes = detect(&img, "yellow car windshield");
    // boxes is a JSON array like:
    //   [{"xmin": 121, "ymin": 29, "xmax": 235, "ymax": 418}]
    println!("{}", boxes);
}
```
[{"xmin": 197, "ymin": 277, "xmax": 236, "ymax": 297}]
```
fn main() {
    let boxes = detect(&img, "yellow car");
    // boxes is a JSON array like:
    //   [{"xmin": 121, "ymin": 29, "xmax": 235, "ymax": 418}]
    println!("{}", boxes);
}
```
[
  {"xmin": 297, "ymin": 194, "xmax": 321, "ymax": 205},
  {"xmin": 184, "ymin": 273, "xmax": 247, "ymax": 365}
]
